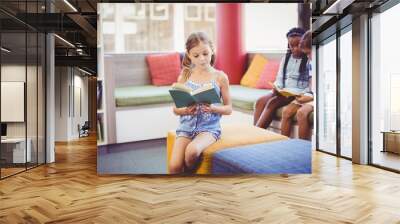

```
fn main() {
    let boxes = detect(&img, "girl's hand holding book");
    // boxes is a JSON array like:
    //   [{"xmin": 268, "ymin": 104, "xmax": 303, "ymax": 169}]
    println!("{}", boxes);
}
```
[
  {"xmin": 199, "ymin": 104, "xmax": 216, "ymax": 113},
  {"xmin": 269, "ymin": 81, "xmax": 280, "ymax": 94},
  {"xmin": 174, "ymin": 105, "xmax": 197, "ymax": 115},
  {"xmin": 184, "ymin": 105, "xmax": 198, "ymax": 115}
]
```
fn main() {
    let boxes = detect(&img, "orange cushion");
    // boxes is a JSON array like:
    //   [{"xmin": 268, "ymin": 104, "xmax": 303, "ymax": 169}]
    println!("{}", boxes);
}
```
[
  {"xmin": 146, "ymin": 52, "xmax": 181, "ymax": 86},
  {"xmin": 166, "ymin": 123, "xmax": 288, "ymax": 174},
  {"xmin": 240, "ymin": 54, "xmax": 268, "ymax": 88},
  {"xmin": 255, "ymin": 59, "xmax": 281, "ymax": 89}
]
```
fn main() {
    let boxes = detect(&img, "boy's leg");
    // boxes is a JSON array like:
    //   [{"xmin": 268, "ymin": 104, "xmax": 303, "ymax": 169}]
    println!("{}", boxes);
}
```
[
  {"xmin": 185, "ymin": 132, "xmax": 216, "ymax": 170},
  {"xmin": 256, "ymin": 95, "xmax": 294, "ymax": 129},
  {"xmin": 281, "ymin": 103, "xmax": 300, "ymax": 137},
  {"xmin": 254, "ymin": 93, "xmax": 275, "ymax": 125},
  {"xmin": 296, "ymin": 104, "xmax": 314, "ymax": 140},
  {"xmin": 169, "ymin": 136, "xmax": 192, "ymax": 174}
]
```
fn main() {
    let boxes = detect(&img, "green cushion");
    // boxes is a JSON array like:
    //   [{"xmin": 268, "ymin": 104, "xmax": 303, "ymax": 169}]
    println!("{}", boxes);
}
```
[
  {"xmin": 230, "ymin": 85, "xmax": 271, "ymax": 111},
  {"xmin": 114, "ymin": 84, "xmax": 313, "ymax": 125},
  {"xmin": 115, "ymin": 85, "xmax": 173, "ymax": 107},
  {"xmin": 115, "ymin": 84, "xmax": 271, "ymax": 109}
]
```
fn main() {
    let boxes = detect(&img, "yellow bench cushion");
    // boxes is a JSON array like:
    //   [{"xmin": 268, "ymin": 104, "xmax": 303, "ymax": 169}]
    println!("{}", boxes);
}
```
[{"xmin": 166, "ymin": 123, "xmax": 288, "ymax": 174}]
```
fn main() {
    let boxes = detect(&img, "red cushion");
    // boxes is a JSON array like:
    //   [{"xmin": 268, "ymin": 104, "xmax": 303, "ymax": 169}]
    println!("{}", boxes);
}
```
[
  {"xmin": 146, "ymin": 53, "xmax": 181, "ymax": 86},
  {"xmin": 255, "ymin": 59, "xmax": 280, "ymax": 89}
]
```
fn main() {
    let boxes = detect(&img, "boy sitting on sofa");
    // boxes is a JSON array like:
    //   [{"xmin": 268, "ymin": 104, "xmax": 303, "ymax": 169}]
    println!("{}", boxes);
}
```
[{"xmin": 254, "ymin": 27, "xmax": 312, "ymax": 138}]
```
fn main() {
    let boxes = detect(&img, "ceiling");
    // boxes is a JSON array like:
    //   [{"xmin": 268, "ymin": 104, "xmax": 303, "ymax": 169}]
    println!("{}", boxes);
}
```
[
  {"xmin": 0, "ymin": 0, "xmax": 98, "ymax": 74},
  {"xmin": 311, "ymin": 0, "xmax": 391, "ymax": 43},
  {"xmin": 1, "ymin": 0, "xmax": 395, "ymax": 74}
]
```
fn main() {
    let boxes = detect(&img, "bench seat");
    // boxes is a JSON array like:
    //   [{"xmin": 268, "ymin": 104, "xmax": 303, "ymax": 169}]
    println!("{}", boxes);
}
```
[
  {"xmin": 115, "ymin": 85, "xmax": 173, "ymax": 107},
  {"xmin": 166, "ymin": 123, "xmax": 288, "ymax": 174},
  {"xmin": 114, "ymin": 84, "xmax": 313, "ymax": 124}
]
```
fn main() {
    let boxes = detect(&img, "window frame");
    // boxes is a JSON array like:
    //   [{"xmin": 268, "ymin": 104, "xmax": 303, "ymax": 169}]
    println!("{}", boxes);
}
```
[{"xmin": 315, "ymin": 22, "xmax": 353, "ymax": 161}]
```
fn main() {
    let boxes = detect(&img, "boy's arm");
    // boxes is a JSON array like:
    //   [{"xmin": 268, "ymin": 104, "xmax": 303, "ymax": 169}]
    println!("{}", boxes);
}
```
[
  {"xmin": 296, "ymin": 79, "xmax": 313, "ymax": 103},
  {"xmin": 298, "ymin": 75, "xmax": 313, "ymax": 97}
]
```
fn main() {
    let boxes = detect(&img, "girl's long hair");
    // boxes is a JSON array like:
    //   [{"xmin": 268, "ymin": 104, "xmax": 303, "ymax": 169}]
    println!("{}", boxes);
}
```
[
  {"xmin": 181, "ymin": 32, "xmax": 215, "ymax": 81},
  {"xmin": 282, "ymin": 27, "xmax": 309, "ymax": 88}
]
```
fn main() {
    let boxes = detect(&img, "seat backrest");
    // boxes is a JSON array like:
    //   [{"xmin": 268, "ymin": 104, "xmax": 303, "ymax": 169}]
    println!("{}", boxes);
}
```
[
  {"xmin": 105, "ymin": 52, "xmax": 285, "ymax": 88},
  {"xmin": 246, "ymin": 52, "xmax": 286, "ymax": 69},
  {"xmin": 104, "ymin": 52, "xmax": 184, "ymax": 88}
]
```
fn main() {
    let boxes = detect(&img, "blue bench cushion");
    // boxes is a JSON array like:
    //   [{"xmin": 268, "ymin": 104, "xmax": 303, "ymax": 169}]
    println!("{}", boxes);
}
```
[{"xmin": 212, "ymin": 139, "xmax": 312, "ymax": 174}]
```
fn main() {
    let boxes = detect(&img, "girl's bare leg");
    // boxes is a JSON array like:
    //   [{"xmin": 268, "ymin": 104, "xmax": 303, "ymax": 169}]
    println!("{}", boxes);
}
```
[
  {"xmin": 296, "ymin": 104, "xmax": 314, "ymax": 140},
  {"xmin": 281, "ymin": 103, "xmax": 300, "ymax": 137},
  {"xmin": 169, "ymin": 137, "xmax": 192, "ymax": 174},
  {"xmin": 185, "ymin": 132, "xmax": 216, "ymax": 170}
]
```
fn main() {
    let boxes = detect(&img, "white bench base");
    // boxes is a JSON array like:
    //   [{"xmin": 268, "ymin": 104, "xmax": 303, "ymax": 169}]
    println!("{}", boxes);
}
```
[
  {"xmin": 115, "ymin": 104, "xmax": 309, "ymax": 143},
  {"xmin": 116, "ymin": 104, "xmax": 179, "ymax": 143}
]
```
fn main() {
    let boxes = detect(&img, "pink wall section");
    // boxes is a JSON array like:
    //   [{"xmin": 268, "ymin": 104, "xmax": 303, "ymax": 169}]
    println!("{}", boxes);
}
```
[{"xmin": 215, "ymin": 4, "xmax": 246, "ymax": 85}]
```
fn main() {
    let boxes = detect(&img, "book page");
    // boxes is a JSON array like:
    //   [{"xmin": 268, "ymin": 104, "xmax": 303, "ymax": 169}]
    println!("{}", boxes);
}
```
[
  {"xmin": 278, "ymin": 89, "xmax": 301, "ymax": 97},
  {"xmin": 268, "ymin": 81, "xmax": 300, "ymax": 97},
  {"xmin": 171, "ymin": 82, "xmax": 191, "ymax": 93},
  {"xmin": 192, "ymin": 83, "xmax": 214, "ymax": 95}
]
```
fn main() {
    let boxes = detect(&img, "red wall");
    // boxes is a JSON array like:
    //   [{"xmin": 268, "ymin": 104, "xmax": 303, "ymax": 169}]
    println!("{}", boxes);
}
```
[{"xmin": 215, "ymin": 4, "xmax": 246, "ymax": 84}]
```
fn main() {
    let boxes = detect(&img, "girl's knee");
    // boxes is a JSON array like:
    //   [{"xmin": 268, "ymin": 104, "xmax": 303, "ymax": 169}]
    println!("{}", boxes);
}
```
[
  {"xmin": 169, "ymin": 161, "xmax": 183, "ymax": 174},
  {"xmin": 282, "ymin": 107, "xmax": 294, "ymax": 119},
  {"xmin": 265, "ymin": 104, "xmax": 278, "ymax": 114},
  {"xmin": 256, "ymin": 97, "xmax": 263, "ymax": 106},
  {"xmin": 255, "ymin": 96, "xmax": 267, "ymax": 109},
  {"xmin": 185, "ymin": 144, "xmax": 200, "ymax": 164}
]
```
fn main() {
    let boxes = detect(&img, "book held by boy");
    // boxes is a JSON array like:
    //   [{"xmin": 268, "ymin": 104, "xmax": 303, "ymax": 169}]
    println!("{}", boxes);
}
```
[{"xmin": 169, "ymin": 82, "xmax": 221, "ymax": 108}]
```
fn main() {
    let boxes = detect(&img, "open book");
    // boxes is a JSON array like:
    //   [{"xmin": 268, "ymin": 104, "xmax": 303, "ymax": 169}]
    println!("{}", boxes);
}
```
[
  {"xmin": 269, "ymin": 82, "xmax": 302, "ymax": 98},
  {"xmin": 169, "ymin": 82, "xmax": 221, "ymax": 108}
]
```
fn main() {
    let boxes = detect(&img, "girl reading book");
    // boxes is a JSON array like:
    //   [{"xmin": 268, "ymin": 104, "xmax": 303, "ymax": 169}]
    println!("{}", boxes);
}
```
[
  {"xmin": 254, "ymin": 27, "xmax": 311, "ymax": 135},
  {"xmin": 278, "ymin": 30, "xmax": 313, "ymax": 137},
  {"xmin": 169, "ymin": 32, "xmax": 232, "ymax": 174}
]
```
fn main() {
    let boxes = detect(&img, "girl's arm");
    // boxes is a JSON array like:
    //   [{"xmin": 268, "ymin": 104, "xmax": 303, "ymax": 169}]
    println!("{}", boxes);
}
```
[
  {"xmin": 273, "ymin": 57, "xmax": 285, "ymax": 89},
  {"xmin": 172, "ymin": 73, "xmax": 198, "ymax": 116},
  {"xmin": 202, "ymin": 72, "xmax": 232, "ymax": 115},
  {"xmin": 173, "ymin": 105, "xmax": 197, "ymax": 116}
]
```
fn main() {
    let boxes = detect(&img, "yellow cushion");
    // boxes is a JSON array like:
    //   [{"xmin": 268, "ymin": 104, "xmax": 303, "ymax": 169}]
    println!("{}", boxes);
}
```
[
  {"xmin": 240, "ymin": 54, "xmax": 268, "ymax": 88},
  {"xmin": 166, "ymin": 123, "xmax": 288, "ymax": 174}
]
